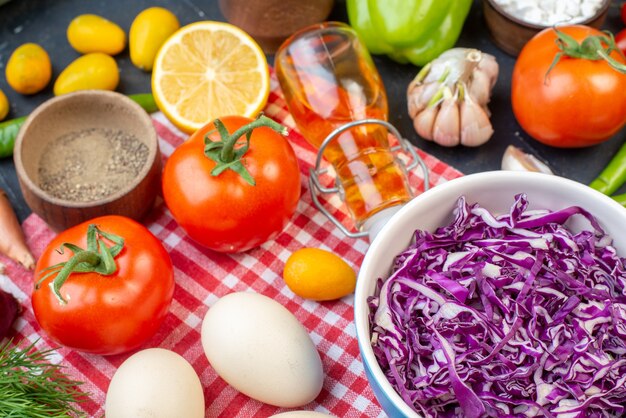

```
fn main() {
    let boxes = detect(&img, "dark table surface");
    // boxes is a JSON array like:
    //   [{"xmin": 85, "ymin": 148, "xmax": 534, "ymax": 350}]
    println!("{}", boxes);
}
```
[{"xmin": 1, "ymin": 0, "xmax": 625, "ymax": 224}]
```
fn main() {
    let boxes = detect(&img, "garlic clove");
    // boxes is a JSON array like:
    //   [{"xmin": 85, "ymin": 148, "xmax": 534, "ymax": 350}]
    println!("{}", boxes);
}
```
[
  {"xmin": 413, "ymin": 105, "xmax": 438, "ymax": 141},
  {"xmin": 419, "ymin": 82, "xmax": 443, "ymax": 110},
  {"xmin": 408, "ymin": 81, "xmax": 441, "ymax": 118},
  {"xmin": 407, "ymin": 83, "xmax": 426, "ymax": 118},
  {"xmin": 459, "ymin": 96, "xmax": 494, "ymax": 147},
  {"xmin": 501, "ymin": 145, "xmax": 554, "ymax": 174},
  {"xmin": 477, "ymin": 54, "xmax": 499, "ymax": 88},
  {"xmin": 432, "ymin": 96, "xmax": 460, "ymax": 147},
  {"xmin": 468, "ymin": 70, "xmax": 492, "ymax": 107}
]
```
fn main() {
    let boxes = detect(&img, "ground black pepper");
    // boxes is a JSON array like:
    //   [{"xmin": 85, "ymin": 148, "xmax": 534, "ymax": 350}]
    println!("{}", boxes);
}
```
[{"xmin": 38, "ymin": 128, "xmax": 149, "ymax": 202}]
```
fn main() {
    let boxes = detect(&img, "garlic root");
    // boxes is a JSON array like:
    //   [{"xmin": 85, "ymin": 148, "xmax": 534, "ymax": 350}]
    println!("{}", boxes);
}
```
[{"xmin": 406, "ymin": 48, "xmax": 499, "ymax": 147}]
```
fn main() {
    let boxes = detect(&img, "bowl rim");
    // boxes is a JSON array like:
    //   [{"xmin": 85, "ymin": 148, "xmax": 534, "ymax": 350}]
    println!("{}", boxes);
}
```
[
  {"xmin": 483, "ymin": 0, "xmax": 610, "ymax": 30},
  {"xmin": 354, "ymin": 170, "xmax": 626, "ymax": 417},
  {"xmin": 13, "ymin": 89, "xmax": 159, "ymax": 209}
]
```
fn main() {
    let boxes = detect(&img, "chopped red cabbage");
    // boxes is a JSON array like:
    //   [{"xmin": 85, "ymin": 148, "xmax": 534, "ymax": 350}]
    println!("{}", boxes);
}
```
[{"xmin": 370, "ymin": 194, "xmax": 626, "ymax": 417}]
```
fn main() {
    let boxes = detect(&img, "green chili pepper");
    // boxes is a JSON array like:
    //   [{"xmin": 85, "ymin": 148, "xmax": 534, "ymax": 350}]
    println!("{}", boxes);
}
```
[
  {"xmin": 0, "ymin": 116, "xmax": 26, "ymax": 159},
  {"xmin": 128, "ymin": 93, "xmax": 158, "ymax": 114},
  {"xmin": 589, "ymin": 141, "xmax": 626, "ymax": 195},
  {"xmin": 346, "ymin": 0, "xmax": 472, "ymax": 66},
  {"xmin": 0, "ymin": 93, "xmax": 158, "ymax": 159},
  {"xmin": 610, "ymin": 192, "xmax": 626, "ymax": 207}
]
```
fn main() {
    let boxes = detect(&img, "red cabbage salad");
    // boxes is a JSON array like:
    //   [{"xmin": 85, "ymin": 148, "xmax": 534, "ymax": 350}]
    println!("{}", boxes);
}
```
[{"xmin": 369, "ymin": 194, "xmax": 626, "ymax": 417}]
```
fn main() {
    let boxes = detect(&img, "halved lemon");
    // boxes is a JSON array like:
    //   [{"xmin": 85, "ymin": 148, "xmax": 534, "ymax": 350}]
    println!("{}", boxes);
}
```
[{"xmin": 152, "ymin": 21, "xmax": 270, "ymax": 134}]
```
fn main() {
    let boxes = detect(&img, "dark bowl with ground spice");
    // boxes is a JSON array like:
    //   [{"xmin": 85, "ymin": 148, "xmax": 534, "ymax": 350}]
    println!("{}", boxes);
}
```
[{"xmin": 14, "ymin": 90, "xmax": 161, "ymax": 231}]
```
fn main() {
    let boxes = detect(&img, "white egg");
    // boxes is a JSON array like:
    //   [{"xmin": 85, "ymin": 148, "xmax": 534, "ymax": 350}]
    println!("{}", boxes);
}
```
[
  {"xmin": 271, "ymin": 412, "xmax": 335, "ymax": 418},
  {"xmin": 105, "ymin": 348, "xmax": 204, "ymax": 418},
  {"xmin": 201, "ymin": 292, "xmax": 324, "ymax": 408}
]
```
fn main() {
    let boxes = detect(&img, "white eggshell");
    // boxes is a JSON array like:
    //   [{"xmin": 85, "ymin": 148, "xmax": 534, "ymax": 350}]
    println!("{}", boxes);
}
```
[
  {"xmin": 271, "ymin": 412, "xmax": 335, "ymax": 418},
  {"xmin": 201, "ymin": 292, "xmax": 324, "ymax": 408},
  {"xmin": 105, "ymin": 348, "xmax": 204, "ymax": 418}
]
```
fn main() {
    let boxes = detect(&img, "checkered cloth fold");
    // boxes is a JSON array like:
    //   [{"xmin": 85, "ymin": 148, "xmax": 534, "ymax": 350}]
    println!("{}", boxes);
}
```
[{"xmin": 0, "ymin": 73, "xmax": 462, "ymax": 417}]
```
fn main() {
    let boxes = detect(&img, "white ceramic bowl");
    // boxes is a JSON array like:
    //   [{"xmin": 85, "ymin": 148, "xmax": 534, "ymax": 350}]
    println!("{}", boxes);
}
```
[{"xmin": 354, "ymin": 171, "xmax": 626, "ymax": 417}]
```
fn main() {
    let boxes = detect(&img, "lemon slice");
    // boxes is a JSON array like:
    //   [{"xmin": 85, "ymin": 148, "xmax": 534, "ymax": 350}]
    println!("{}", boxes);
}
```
[{"xmin": 152, "ymin": 21, "xmax": 270, "ymax": 134}]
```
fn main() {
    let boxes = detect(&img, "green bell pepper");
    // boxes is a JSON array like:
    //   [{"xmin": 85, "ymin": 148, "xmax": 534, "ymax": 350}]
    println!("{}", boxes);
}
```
[{"xmin": 347, "ymin": 0, "xmax": 473, "ymax": 66}]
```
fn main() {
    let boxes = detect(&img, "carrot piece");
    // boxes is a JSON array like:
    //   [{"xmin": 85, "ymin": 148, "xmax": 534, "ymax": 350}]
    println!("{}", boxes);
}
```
[{"xmin": 0, "ymin": 189, "xmax": 34, "ymax": 269}]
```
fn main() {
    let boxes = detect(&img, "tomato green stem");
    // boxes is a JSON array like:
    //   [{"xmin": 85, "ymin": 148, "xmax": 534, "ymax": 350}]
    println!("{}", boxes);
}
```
[
  {"xmin": 589, "ymin": 141, "xmax": 626, "ymax": 195},
  {"xmin": 547, "ymin": 29, "xmax": 626, "ymax": 79},
  {"xmin": 204, "ymin": 114, "xmax": 288, "ymax": 186},
  {"xmin": 596, "ymin": 48, "xmax": 626, "ymax": 72},
  {"xmin": 47, "ymin": 251, "xmax": 100, "ymax": 305},
  {"xmin": 35, "ymin": 224, "xmax": 124, "ymax": 305},
  {"xmin": 220, "ymin": 115, "xmax": 287, "ymax": 162}
]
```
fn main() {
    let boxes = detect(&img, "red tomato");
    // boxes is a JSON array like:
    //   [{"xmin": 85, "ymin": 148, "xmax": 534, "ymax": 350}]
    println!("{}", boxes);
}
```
[
  {"xmin": 162, "ymin": 115, "xmax": 301, "ymax": 253},
  {"xmin": 622, "ymin": 3, "xmax": 626, "ymax": 26},
  {"xmin": 32, "ymin": 216, "xmax": 174, "ymax": 356},
  {"xmin": 616, "ymin": 28, "xmax": 626, "ymax": 56},
  {"xmin": 512, "ymin": 26, "xmax": 626, "ymax": 148}
]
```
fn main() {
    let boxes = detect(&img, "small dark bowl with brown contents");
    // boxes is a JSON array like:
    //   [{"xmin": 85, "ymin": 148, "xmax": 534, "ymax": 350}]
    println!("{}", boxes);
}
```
[{"xmin": 14, "ymin": 90, "xmax": 161, "ymax": 231}]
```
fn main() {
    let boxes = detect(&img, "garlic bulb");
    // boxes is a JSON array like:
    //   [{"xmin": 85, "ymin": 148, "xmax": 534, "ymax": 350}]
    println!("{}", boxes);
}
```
[{"xmin": 407, "ymin": 48, "xmax": 499, "ymax": 147}]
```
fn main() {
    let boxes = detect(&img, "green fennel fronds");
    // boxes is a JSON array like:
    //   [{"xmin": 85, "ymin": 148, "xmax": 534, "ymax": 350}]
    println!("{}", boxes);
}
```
[{"xmin": 0, "ymin": 339, "xmax": 88, "ymax": 417}]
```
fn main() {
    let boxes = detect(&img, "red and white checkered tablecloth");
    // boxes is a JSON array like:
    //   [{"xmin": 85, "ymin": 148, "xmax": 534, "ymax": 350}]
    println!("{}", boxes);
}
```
[{"xmin": 0, "ymin": 72, "xmax": 462, "ymax": 417}]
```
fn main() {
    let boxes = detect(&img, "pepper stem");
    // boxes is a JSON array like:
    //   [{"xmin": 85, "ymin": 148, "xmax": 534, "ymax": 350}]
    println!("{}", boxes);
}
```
[
  {"xmin": 35, "ymin": 224, "xmax": 124, "ymax": 305},
  {"xmin": 204, "ymin": 114, "xmax": 288, "ymax": 186}
]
